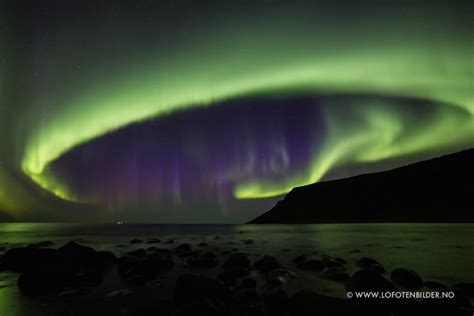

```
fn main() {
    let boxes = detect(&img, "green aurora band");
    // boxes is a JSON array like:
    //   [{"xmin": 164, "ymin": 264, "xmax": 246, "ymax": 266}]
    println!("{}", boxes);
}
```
[{"xmin": 1, "ymin": 1, "xmax": 473, "ymax": 218}]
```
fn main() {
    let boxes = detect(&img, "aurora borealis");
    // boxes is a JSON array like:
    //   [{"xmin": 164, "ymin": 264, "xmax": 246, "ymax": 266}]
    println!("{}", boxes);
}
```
[{"xmin": 0, "ymin": 0, "xmax": 473, "ymax": 222}]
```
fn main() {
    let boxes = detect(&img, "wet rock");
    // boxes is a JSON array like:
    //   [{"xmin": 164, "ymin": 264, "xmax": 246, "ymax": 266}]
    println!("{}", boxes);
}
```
[
  {"xmin": 130, "ymin": 239, "xmax": 143, "ymax": 244},
  {"xmin": 254, "ymin": 256, "xmax": 282, "ymax": 273},
  {"xmin": 218, "ymin": 267, "xmax": 250, "ymax": 286},
  {"xmin": 291, "ymin": 289, "xmax": 351, "ymax": 316},
  {"xmin": 28, "ymin": 241, "xmax": 54, "ymax": 248},
  {"xmin": 356, "ymin": 257, "xmax": 385, "ymax": 273},
  {"xmin": 369, "ymin": 263, "xmax": 386, "ymax": 274},
  {"xmin": 219, "ymin": 253, "xmax": 250, "ymax": 285},
  {"xmin": 214, "ymin": 236, "xmax": 220, "ymax": 240},
  {"xmin": 148, "ymin": 253, "xmax": 175, "ymax": 270},
  {"xmin": 262, "ymin": 288, "xmax": 289, "ymax": 315},
  {"xmin": 240, "ymin": 276, "xmax": 257, "ymax": 289},
  {"xmin": 322, "ymin": 256, "xmax": 343, "ymax": 268},
  {"xmin": 146, "ymin": 238, "xmax": 161, "ymax": 244},
  {"xmin": 335, "ymin": 257, "xmax": 348, "ymax": 264},
  {"xmin": 59, "ymin": 288, "xmax": 93, "ymax": 297},
  {"xmin": 175, "ymin": 273, "xmax": 229, "ymax": 304},
  {"xmin": 126, "ymin": 248, "xmax": 147, "ymax": 258},
  {"xmin": 174, "ymin": 243, "xmax": 192, "ymax": 254},
  {"xmin": 321, "ymin": 267, "xmax": 349, "ymax": 282},
  {"xmin": 268, "ymin": 269, "xmax": 297, "ymax": 285},
  {"xmin": 346, "ymin": 269, "xmax": 398, "ymax": 293},
  {"xmin": 242, "ymin": 239, "xmax": 253, "ymax": 244},
  {"xmin": 454, "ymin": 282, "xmax": 474, "ymax": 298},
  {"xmin": 449, "ymin": 288, "xmax": 472, "ymax": 308},
  {"xmin": 198, "ymin": 242, "xmax": 208, "ymax": 247},
  {"xmin": 164, "ymin": 239, "xmax": 174, "ymax": 244},
  {"xmin": 223, "ymin": 253, "xmax": 250, "ymax": 269},
  {"xmin": 0, "ymin": 247, "xmax": 6, "ymax": 252},
  {"xmin": 107, "ymin": 288, "xmax": 135, "ymax": 297},
  {"xmin": 15, "ymin": 242, "xmax": 110, "ymax": 295},
  {"xmin": 292, "ymin": 255, "xmax": 306, "ymax": 264},
  {"xmin": 68, "ymin": 270, "xmax": 103, "ymax": 287},
  {"xmin": 149, "ymin": 248, "xmax": 173, "ymax": 258},
  {"xmin": 119, "ymin": 253, "xmax": 174, "ymax": 286},
  {"xmin": 3, "ymin": 247, "xmax": 38, "ymax": 271},
  {"xmin": 297, "ymin": 259, "xmax": 325, "ymax": 270},
  {"xmin": 235, "ymin": 287, "xmax": 260, "ymax": 305},
  {"xmin": 96, "ymin": 251, "xmax": 117, "ymax": 266},
  {"xmin": 349, "ymin": 249, "xmax": 360, "ymax": 253},
  {"xmin": 118, "ymin": 254, "xmax": 145, "ymax": 276},
  {"xmin": 58, "ymin": 241, "xmax": 109, "ymax": 271},
  {"xmin": 356, "ymin": 257, "xmax": 382, "ymax": 269},
  {"xmin": 186, "ymin": 251, "xmax": 218, "ymax": 268},
  {"xmin": 18, "ymin": 268, "xmax": 65, "ymax": 295},
  {"xmin": 391, "ymin": 267, "xmax": 423, "ymax": 289},
  {"xmin": 423, "ymin": 281, "xmax": 447, "ymax": 290},
  {"xmin": 175, "ymin": 298, "xmax": 226, "ymax": 316}
]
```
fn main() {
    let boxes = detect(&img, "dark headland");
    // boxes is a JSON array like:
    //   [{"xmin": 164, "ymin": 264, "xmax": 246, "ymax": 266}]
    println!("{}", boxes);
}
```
[{"xmin": 249, "ymin": 148, "xmax": 474, "ymax": 224}]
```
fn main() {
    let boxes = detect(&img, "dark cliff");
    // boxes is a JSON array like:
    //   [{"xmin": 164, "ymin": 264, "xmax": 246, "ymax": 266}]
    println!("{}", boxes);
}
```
[{"xmin": 249, "ymin": 149, "xmax": 474, "ymax": 224}]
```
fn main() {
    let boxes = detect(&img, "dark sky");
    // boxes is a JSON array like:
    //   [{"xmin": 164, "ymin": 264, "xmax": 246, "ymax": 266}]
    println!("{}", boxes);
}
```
[{"xmin": 0, "ymin": 0, "xmax": 473, "ymax": 222}]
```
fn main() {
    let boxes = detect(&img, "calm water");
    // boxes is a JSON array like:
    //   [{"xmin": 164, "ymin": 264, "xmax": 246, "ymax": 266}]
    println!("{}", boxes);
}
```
[{"xmin": 0, "ymin": 223, "xmax": 473, "ymax": 315}]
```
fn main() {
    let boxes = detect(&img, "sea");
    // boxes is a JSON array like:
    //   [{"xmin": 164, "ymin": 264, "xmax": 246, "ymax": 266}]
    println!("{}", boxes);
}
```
[{"xmin": 0, "ymin": 223, "xmax": 472, "ymax": 315}]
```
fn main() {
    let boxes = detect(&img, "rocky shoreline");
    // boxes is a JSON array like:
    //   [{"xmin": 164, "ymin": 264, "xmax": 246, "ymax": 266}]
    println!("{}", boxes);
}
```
[{"xmin": 0, "ymin": 239, "xmax": 472, "ymax": 315}]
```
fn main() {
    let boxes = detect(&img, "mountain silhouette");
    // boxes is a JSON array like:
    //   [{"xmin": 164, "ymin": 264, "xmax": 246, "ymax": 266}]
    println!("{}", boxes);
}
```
[{"xmin": 249, "ymin": 149, "xmax": 474, "ymax": 223}]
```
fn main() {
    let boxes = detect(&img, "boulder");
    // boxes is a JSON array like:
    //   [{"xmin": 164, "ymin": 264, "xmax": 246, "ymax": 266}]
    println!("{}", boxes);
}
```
[
  {"xmin": 3, "ymin": 247, "xmax": 38, "ymax": 271},
  {"xmin": 186, "ymin": 251, "xmax": 218, "ymax": 268},
  {"xmin": 320, "ymin": 267, "xmax": 349, "ymax": 281},
  {"xmin": 297, "ymin": 259, "xmax": 325, "ymax": 270},
  {"xmin": 454, "ymin": 282, "xmax": 474, "ymax": 298},
  {"xmin": 346, "ymin": 269, "xmax": 398, "ymax": 293},
  {"xmin": 254, "ymin": 256, "xmax": 282, "ymax": 273},
  {"xmin": 268, "ymin": 269, "xmax": 297, "ymax": 285},
  {"xmin": 223, "ymin": 253, "xmax": 250, "ymax": 270},
  {"xmin": 390, "ymin": 268, "xmax": 423, "ymax": 289},
  {"xmin": 239, "ymin": 276, "xmax": 257, "ymax": 289},
  {"xmin": 146, "ymin": 238, "xmax": 161, "ymax": 244},
  {"xmin": 28, "ymin": 241, "xmax": 54, "ymax": 248},
  {"xmin": 356, "ymin": 257, "xmax": 382, "ymax": 269},
  {"xmin": 126, "ymin": 248, "xmax": 147, "ymax": 258},
  {"xmin": 174, "ymin": 243, "xmax": 192, "ymax": 255},
  {"xmin": 262, "ymin": 288, "xmax": 289, "ymax": 315},
  {"xmin": 423, "ymin": 281, "xmax": 447, "ymax": 290},
  {"xmin": 291, "ymin": 289, "xmax": 351, "ymax": 316},
  {"xmin": 175, "ymin": 274, "xmax": 229, "ymax": 304},
  {"xmin": 292, "ymin": 255, "xmax": 306, "ymax": 264},
  {"xmin": 130, "ymin": 239, "xmax": 143, "ymax": 244}
]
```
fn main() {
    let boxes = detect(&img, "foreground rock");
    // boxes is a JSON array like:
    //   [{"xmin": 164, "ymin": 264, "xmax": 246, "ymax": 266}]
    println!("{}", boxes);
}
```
[
  {"xmin": 186, "ymin": 251, "xmax": 218, "ymax": 268},
  {"xmin": 118, "ymin": 251, "xmax": 174, "ymax": 285},
  {"xmin": 268, "ymin": 269, "xmax": 297, "ymax": 285},
  {"xmin": 8, "ymin": 242, "xmax": 116, "ymax": 295},
  {"xmin": 320, "ymin": 267, "xmax": 349, "ymax": 282},
  {"xmin": 219, "ymin": 253, "xmax": 250, "ymax": 285},
  {"xmin": 253, "ymin": 256, "xmax": 282, "ymax": 273},
  {"xmin": 174, "ymin": 274, "xmax": 230, "ymax": 315},
  {"xmin": 346, "ymin": 269, "xmax": 398, "ymax": 293},
  {"xmin": 297, "ymin": 259, "xmax": 325, "ymax": 270},
  {"xmin": 390, "ymin": 267, "xmax": 423, "ymax": 289},
  {"xmin": 291, "ymin": 289, "xmax": 352, "ymax": 316}
]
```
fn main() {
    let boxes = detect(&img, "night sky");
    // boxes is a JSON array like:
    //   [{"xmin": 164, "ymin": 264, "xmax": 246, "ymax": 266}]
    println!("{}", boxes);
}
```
[{"xmin": 0, "ymin": 0, "xmax": 473, "ymax": 222}]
